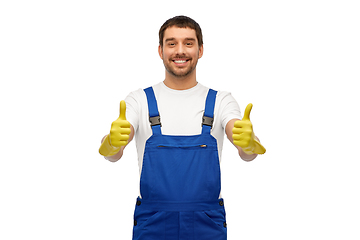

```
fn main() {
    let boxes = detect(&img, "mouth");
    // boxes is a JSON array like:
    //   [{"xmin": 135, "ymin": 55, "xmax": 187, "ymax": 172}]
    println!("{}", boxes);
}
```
[{"xmin": 172, "ymin": 58, "xmax": 190, "ymax": 66}]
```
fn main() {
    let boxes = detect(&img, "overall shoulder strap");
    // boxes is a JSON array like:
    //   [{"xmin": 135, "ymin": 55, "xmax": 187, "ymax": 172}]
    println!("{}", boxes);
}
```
[
  {"xmin": 144, "ymin": 87, "xmax": 162, "ymax": 135},
  {"xmin": 202, "ymin": 89, "xmax": 217, "ymax": 135}
]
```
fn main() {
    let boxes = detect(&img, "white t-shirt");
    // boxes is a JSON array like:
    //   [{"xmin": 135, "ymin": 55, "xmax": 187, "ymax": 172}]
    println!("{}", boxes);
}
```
[{"xmin": 125, "ymin": 82, "xmax": 242, "ymax": 176}]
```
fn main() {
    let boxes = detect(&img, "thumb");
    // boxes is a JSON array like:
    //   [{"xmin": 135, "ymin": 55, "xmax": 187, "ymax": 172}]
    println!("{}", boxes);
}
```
[
  {"xmin": 242, "ymin": 103, "xmax": 253, "ymax": 121},
  {"xmin": 119, "ymin": 100, "xmax": 127, "ymax": 120}
]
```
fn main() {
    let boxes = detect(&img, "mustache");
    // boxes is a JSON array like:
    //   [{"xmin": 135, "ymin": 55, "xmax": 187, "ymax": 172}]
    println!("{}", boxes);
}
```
[{"xmin": 171, "ymin": 54, "xmax": 191, "ymax": 59}]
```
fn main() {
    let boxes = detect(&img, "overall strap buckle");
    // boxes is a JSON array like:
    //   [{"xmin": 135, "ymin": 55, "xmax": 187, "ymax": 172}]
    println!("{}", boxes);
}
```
[
  {"xmin": 202, "ymin": 116, "xmax": 214, "ymax": 128},
  {"xmin": 144, "ymin": 87, "xmax": 162, "ymax": 135},
  {"xmin": 202, "ymin": 89, "xmax": 217, "ymax": 134},
  {"xmin": 149, "ymin": 116, "xmax": 161, "ymax": 127}
]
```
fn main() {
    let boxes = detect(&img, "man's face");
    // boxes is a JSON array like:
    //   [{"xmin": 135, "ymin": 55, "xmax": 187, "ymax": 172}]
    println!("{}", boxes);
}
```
[{"xmin": 159, "ymin": 26, "xmax": 203, "ymax": 78}]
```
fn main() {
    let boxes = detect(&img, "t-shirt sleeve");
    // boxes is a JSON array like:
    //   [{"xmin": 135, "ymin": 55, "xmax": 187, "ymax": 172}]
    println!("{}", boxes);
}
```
[
  {"xmin": 125, "ymin": 89, "xmax": 142, "ymax": 134},
  {"xmin": 217, "ymin": 91, "xmax": 242, "ymax": 129}
]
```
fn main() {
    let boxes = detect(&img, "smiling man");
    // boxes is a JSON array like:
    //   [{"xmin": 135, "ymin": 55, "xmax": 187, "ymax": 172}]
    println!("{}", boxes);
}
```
[
  {"xmin": 99, "ymin": 15, "xmax": 266, "ymax": 240},
  {"xmin": 159, "ymin": 25, "xmax": 203, "ymax": 87}
]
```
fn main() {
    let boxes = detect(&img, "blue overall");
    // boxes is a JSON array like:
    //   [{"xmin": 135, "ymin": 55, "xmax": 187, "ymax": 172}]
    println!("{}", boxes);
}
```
[{"xmin": 132, "ymin": 87, "xmax": 227, "ymax": 240}]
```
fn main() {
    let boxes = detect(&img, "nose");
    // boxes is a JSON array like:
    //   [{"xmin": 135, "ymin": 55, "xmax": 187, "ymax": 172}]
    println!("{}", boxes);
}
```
[{"xmin": 175, "ymin": 43, "xmax": 185, "ymax": 55}]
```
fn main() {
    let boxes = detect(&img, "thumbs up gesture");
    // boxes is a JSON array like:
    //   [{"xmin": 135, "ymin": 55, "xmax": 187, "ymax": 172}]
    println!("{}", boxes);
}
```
[
  {"xmin": 232, "ymin": 103, "xmax": 266, "ymax": 155},
  {"xmin": 99, "ymin": 100, "xmax": 131, "ymax": 157},
  {"xmin": 109, "ymin": 100, "xmax": 131, "ymax": 147}
]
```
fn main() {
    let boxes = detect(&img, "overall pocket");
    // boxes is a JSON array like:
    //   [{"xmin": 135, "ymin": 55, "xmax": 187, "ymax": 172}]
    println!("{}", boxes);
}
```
[
  {"xmin": 194, "ymin": 208, "xmax": 227, "ymax": 240},
  {"xmin": 142, "ymin": 143, "xmax": 220, "ymax": 201},
  {"xmin": 133, "ymin": 210, "xmax": 165, "ymax": 240}
]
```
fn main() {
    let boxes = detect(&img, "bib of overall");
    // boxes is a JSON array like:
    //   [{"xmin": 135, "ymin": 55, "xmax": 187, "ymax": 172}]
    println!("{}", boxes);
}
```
[{"xmin": 132, "ymin": 87, "xmax": 227, "ymax": 240}]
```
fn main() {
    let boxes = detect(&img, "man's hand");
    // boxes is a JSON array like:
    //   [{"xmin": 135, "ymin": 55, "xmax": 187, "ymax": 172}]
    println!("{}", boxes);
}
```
[
  {"xmin": 99, "ymin": 100, "xmax": 131, "ymax": 157},
  {"xmin": 232, "ymin": 103, "xmax": 266, "ymax": 155},
  {"xmin": 109, "ymin": 100, "xmax": 131, "ymax": 147}
]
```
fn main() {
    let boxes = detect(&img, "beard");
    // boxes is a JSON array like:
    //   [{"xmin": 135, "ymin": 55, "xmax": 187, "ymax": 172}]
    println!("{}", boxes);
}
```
[{"xmin": 163, "ymin": 55, "xmax": 199, "ymax": 78}]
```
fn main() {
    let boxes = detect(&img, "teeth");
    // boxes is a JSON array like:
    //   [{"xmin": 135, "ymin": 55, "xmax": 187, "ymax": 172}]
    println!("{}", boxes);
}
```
[{"xmin": 174, "ymin": 60, "xmax": 186, "ymax": 63}]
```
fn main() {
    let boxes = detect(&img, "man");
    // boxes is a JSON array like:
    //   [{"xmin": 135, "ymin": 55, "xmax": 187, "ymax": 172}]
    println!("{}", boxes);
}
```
[{"xmin": 99, "ymin": 15, "xmax": 265, "ymax": 240}]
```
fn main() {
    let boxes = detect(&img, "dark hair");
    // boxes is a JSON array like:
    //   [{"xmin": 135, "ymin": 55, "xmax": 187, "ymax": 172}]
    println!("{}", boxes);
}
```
[{"xmin": 159, "ymin": 15, "xmax": 203, "ymax": 48}]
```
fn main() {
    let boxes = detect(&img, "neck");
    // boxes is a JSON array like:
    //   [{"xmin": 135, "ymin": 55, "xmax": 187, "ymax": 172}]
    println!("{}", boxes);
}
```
[{"xmin": 163, "ymin": 70, "xmax": 198, "ymax": 90}]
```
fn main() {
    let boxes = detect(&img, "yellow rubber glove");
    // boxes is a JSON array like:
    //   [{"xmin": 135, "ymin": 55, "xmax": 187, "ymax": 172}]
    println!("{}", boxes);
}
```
[
  {"xmin": 99, "ymin": 100, "xmax": 131, "ymax": 157},
  {"xmin": 232, "ymin": 103, "xmax": 266, "ymax": 155}
]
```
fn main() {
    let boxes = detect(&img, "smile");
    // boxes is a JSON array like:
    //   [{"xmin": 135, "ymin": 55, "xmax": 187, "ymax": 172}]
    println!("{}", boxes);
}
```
[
  {"xmin": 174, "ymin": 60, "xmax": 187, "ymax": 63},
  {"xmin": 172, "ymin": 59, "xmax": 190, "ymax": 65}
]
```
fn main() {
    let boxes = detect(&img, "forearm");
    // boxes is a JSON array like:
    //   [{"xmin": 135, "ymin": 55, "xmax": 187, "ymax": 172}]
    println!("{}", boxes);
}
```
[
  {"xmin": 238, "ymin": 135, "xmax": 262, "ymax": 161},
  {"xmin": 226, "ymin": 119, "xmax": 257, "ymax": 161},
  {"xmin": 101, "ymin": 135, "xmax": 124, "ymax": 162},
  {"xmin": 100, "ymin": 124, "xmax": 134, "ymax": 162},
  {"xmin": 105, "ymin": 145, "xmax": 125, "ymax": 162},
  {"xmin": 238, "ymin": 145, "xmax": 258, "ymax": 161}
]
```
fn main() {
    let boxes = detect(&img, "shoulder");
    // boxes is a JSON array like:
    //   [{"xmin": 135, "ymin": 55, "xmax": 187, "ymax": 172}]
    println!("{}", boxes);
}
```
[
  {"xmin": 213, "ymin": 89, "xmax": 242, "ymax": 126},
  {"xmin": 125, "ymin": 82, "xmax": 165, "ymax": 110},
  {"xmin": 128, "ymin": 88, "xmax": 145, "ymax": 98},
  {"xmin": 125, "ymin": 84, "xmax": 158, "ymax": 105},
  {"xmin": 207, "ymin": 87, "xmax": 238, "ymax": 106},
  {"xmin": 124, "ymin": 88, "xmax": 147, "ymax": 117},
  {"xmin": 126, "ymin": 88, "xmax": 146, "ymax": 100}
]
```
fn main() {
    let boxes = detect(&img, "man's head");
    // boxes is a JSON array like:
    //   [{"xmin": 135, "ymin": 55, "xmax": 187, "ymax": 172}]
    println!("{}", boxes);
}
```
[
  {"xmin": 159, "ymin": 16, "xmax": 203, "ymax": 49},
  {"xmin": 158, "ymin": 16, "xmax": 204, "ymax": 80}
]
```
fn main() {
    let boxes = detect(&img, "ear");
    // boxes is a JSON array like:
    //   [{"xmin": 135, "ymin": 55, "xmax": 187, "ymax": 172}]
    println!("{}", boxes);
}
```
[
  {"xmin": 198, "ymin": 45, "xmax": 204, "ymax": 59},
  {"xmin": 158, "ymin": 45, "xmax": 163, "ymax": 60}
]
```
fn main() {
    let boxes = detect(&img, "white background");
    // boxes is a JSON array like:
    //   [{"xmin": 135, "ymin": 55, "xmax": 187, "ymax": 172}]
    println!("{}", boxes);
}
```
[{"xmin": 1, "ymin": 0, "xmax": 359, "ymax": 239}]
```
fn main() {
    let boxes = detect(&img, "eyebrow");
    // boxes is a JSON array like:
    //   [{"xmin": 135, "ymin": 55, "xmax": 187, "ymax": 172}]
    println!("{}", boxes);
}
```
[{"xmin": 165, "ymin": 37, "xmax": 196, "ymax": 42}]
